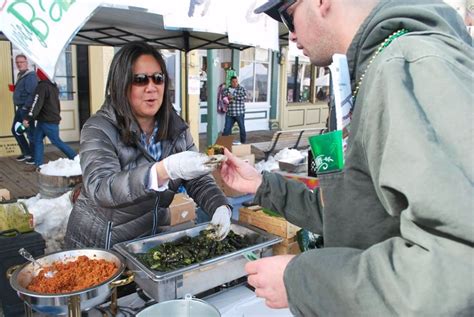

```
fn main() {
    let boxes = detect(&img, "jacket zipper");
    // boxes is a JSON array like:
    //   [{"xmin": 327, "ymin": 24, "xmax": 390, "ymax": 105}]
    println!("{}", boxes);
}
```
[{"xmin": 105, "ymin": 221, "xmax": 113, "ymax": 250}]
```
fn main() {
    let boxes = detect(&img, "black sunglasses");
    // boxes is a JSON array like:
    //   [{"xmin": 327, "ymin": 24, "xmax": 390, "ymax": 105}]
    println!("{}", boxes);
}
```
[
  {"xmin": 132, "ymin": 72, "xmax": 165, "ymax": 86},
  {"xmin": 278, "ymin": 0, "xmax": 298, "ymax": 33}
]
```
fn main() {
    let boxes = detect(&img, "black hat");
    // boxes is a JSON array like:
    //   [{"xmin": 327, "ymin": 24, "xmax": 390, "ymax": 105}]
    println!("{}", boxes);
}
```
[{"xmin": 254, "ymin": 0, "xmax": 285, "ymax": 22}]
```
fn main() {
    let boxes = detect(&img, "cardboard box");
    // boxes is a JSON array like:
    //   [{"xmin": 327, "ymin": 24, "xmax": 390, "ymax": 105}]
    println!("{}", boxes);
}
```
[
  {"xmin": 237, "ymin": 154, "xmax": 255, "ymax": 166},
  {"xmin": 169, "ymin": 193, "xmax": 196, "ymax": 226},
  {"xmin": 239, "ymin": 206, "xmax": 300, "ymax": 239},
  {"xmin": 232, "ymin": 144, "xmax": 251, "ymax": 156},
  {"xmin": 215, "ymin": 135, "xmax": 234, "ymax": 152},
  {"xmin": 0, "ymin": 189, "xmax": 11, "ymax": 201},
  {"xmin": 272, "ymin": 237, "xmax": 301, "ymax": 255},
  {"xmin": 214, "ymin": 136, "xmax": 251, "ymax": 156},
  {"xmin": 209, "ymin": 137, "xmax": 255, "ymax": 197}
]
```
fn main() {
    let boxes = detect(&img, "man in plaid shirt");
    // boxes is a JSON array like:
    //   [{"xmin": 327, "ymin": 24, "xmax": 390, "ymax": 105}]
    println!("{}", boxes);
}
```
[{"xmin": 222, "ymin": 76, "xmax": 247, "ymax": 143}]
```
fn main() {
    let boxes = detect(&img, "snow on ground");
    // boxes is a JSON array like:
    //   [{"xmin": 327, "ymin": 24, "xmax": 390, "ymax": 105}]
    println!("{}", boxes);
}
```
[
  {"xmin": 255, "ymin": 147, "xmax": 308, "ymax": 173},
  {"xmin": 40, "ymin": 155, "xmax": 81, "ymax": 176},
  {"xmin": 20, "ymin": 191, "xmax": 73, "ymax": 253}
]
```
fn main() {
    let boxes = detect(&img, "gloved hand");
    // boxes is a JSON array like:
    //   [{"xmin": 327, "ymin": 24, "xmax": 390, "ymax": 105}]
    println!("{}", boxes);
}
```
[
  {"xmin": 162, "ymin": 151, "xmax": 214, "ymax": 180},
  {"xmin": 211, "ymin": 206, "xmax": 232, "ymax": 240}
]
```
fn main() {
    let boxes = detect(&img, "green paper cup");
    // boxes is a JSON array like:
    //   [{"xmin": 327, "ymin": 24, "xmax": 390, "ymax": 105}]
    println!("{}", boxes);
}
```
[{"xmin": 308, "ymin": 130, "xmax": 344, "ymax": 174}]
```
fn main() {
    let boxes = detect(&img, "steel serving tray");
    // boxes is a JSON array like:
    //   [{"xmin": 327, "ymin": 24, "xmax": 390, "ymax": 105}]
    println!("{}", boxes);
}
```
[{"xmin": 113, "ymin": 221, "xmax": 281, "ymax": 302}]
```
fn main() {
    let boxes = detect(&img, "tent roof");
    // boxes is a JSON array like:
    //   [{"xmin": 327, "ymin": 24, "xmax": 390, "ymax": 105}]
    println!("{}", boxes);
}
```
[{"xmin": 73, "ymin": 6, "xmax": 255, "ymax": 51}]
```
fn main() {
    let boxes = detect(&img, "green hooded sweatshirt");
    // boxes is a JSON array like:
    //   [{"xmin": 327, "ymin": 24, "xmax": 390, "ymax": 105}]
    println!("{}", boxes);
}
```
[{"xmin": 255, "ymin": 0, "xmax": 473, "ymax": 315}]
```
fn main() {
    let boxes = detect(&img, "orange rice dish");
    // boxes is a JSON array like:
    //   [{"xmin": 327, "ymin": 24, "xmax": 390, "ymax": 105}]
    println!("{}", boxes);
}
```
[{"xmin": 27, "ymin": 255, "xmax": 118, "ymax": 294}]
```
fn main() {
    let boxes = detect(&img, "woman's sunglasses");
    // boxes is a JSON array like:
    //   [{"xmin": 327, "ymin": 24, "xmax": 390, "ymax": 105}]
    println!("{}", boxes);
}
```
[
  {"xmin": 278, "ymin": 0, "xmax": 298, "ymax": 33},
  {"xmin": 132, "ymin": 72, "xmax": 165, "ymax": 86}
]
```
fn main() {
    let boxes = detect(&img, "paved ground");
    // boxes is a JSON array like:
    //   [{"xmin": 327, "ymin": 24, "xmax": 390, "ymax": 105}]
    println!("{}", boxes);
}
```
[{"xmin": 0, "ymin": 130, "xmax": 274, "ymax": 199}]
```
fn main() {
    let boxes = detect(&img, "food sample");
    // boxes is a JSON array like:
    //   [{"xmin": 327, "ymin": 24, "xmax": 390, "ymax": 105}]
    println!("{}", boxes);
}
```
[
  {"xmin": 27, "ymin": 255, "xmax": 118, "ymax": 294},
  {"xmin": 204, "ymin": 154, "xmax": 226, "ymax": 166},
  {"xmin": 138, "ymin": 229, "xmax": 251, "ymax": 272},
  {"xmin": 206, "ymin": 144, "xmax": 225, "ymax": 156}
]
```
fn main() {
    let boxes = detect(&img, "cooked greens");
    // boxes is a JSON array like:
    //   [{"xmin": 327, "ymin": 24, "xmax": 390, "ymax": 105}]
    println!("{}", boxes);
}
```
[{"xmin": 137, "ymin": 229, "xmax": 251, "ymax": 272}]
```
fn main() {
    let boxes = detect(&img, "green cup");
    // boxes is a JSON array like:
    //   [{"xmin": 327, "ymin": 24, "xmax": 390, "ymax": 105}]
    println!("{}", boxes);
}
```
[{"xmin": 308, "ymin": 130, "xmax": 344, "ymax": 174}]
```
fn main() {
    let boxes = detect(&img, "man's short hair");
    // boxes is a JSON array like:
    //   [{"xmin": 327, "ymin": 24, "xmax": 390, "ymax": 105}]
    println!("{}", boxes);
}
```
[
  {"xmin": 230, "ymin": 76, "xmax": 238, "ymax": 80},
  {"xmin": 15, "ymin": 54, "xmax": 27, "ymax": 61}
]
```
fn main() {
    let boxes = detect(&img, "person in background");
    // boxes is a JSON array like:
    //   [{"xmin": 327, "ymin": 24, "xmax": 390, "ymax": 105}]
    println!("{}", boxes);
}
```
[
  {"xmin": 22, "ymin": 69, "xmax": 77, "ymax": 168},
  {"xmin": 65, "ymin": 41, "xmax": 231, "ymax": 249},
  {"xmin": 222, "ymin": 76, "xmax": 247, "ymax": 144},
  {"xmin": 11, "ymin": 54, "xmax": 37, "ymax": 164},
  {"xmin": 219, "ymin": 0, "xmax": 473, "ymax": 316}
]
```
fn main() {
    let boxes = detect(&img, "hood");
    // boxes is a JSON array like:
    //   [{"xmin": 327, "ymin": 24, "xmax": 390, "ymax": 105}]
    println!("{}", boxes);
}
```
[
  {"xmin": 347, "ymin": 0, "xmax": 471, "ymax": 86},
  {"xmin": 17, "ymin": 69, "xmax": 36, "ymax": 81}
]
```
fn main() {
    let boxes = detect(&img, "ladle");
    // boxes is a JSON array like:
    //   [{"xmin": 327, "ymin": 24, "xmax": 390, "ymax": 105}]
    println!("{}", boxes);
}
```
[{"xmin": 19, "ymin": 247, "xmax": 56, "ymax": 278}]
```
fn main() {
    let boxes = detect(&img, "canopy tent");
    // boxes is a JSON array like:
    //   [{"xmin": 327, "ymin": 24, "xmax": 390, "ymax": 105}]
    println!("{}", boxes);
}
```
[
  {"xmin": 0, "ymin": 4, "xmax": 289, "ymax": 50},
  {"xmin": 0, "ymin": 1, "xmax": 289, "ymax": 78}
]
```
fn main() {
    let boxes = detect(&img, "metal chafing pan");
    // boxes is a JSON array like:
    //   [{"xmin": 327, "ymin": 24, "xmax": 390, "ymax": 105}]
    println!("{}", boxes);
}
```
[
  {"xmin": 113, "ymin": 221, "xmax": 282, "ymax": 302},
  {"xmin": 8, "ymin": 248, "xmax": 133, "ymax": 316}
]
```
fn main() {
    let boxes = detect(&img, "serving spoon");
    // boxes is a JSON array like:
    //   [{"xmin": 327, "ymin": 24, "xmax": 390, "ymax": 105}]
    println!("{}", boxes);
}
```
[{"xmin": 19, "ymin": 248, "xmax": 56, "ymax": 278}]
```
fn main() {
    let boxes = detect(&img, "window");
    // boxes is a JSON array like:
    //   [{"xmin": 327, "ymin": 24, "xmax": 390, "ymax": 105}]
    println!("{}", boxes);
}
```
[
  {"xmin": 287, "ymin": 57, "xmax": 314, "ymax": 103},
  {"xmin": 197, "ymin": 49, "xmax": 232, "ymax": 102},
  {"xmin": 286, "ymin": 52, "xmax": 330, "ymax": 104},
  {"xmin": 55, "ymin": 45, "xmax": 74, "ymax": 101},
  {"xmin": 240, "ymin": 48, "xmax": 270, "ymax": 103},
  {"xmin": 161, "ymin": 50, "xmax": 178, "ymax": 105}
]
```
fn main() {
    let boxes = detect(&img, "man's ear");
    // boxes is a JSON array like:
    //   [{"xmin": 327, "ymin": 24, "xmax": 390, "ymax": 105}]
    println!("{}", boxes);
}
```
[{"xmin": 319, "ymin": 0, "xmax": 331, "ymax": 17}]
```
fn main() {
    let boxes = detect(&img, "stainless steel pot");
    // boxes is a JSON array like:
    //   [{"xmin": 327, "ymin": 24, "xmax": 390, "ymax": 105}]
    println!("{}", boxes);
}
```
[
  {"xmin": 8, "ymin": 248, "xmax": 133, "ymax": 316},
  {"xmin": 136, "ymin": 294, "xmax": 220, "ymax": 317}
]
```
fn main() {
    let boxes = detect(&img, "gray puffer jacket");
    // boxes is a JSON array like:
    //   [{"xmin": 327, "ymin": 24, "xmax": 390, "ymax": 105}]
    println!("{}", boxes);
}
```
[{"xmin": 65, "ymin": 103, "xmax": 229, "ymax": 249}]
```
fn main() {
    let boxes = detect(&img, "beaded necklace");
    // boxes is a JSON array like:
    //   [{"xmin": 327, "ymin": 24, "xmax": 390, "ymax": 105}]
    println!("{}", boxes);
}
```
[{"xmin": 352, "ymin": 28, "xmax": 409, "ymax": 100}]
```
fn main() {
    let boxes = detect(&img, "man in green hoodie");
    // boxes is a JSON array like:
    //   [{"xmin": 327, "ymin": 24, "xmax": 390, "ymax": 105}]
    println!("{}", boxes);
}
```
[{"xmin": 219, "ymin": 0, "xmax": 473, "ymax": 315}]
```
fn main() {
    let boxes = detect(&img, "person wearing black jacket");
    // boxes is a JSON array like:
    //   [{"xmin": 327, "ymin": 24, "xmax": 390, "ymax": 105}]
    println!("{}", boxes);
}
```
[{"xmin": 23, "ymin": 69, "xmax": 76, "ymax": 167}]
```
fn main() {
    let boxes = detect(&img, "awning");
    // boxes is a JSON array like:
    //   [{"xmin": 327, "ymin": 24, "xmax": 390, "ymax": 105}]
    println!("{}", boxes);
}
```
[{"xmin": 73, "ymin": 6, "xmax": 253, "ymax": 52}]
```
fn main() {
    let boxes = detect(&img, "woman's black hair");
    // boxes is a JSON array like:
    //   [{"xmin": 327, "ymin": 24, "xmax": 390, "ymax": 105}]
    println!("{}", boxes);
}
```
[{"xmin": 104, "ymin": 41, "xmax": 172, "ymax": 145}]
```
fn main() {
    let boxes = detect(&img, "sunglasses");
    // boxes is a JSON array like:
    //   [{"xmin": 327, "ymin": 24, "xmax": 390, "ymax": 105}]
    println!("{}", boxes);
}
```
[
  {"xmin": 278, "ymin": 0, "xmax": 298, "ymax": 33},
  {"xmin": 132, "ymin": 72, "xmax": 165, "ymax": 86}
]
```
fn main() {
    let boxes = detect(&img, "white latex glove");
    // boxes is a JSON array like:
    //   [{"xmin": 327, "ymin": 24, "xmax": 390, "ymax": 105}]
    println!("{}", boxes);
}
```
[
  {"xmin": 162, "ymin": 151, "xmax": 214, "ymax": 180},
  {"xmin": 211, "ymin": 206, "xmax": 232, "ymax": 240}
]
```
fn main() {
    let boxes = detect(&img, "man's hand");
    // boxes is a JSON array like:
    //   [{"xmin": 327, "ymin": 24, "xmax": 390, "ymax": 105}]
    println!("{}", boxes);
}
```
[
  {"xmin": 220, "ymin": 148, "xmax": 262, "ymax": 194},
  {"xmin": 162, "ymin": 151, "xmax": 214, "ymax": 180},
  {"xmin": 210, "ymin": 205, "xmax": 232, "ymax": 240},
  {"xmin": 246, "ymin": 255, "xmax": 295, "ymax": 309}
]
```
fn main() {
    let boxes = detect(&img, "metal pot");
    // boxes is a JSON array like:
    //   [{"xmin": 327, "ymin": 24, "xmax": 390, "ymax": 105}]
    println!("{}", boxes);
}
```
[
  {"xmin": 136, "ymin": 294, "xmax": 220, "ymax": 317},
  {"xmin": 8, "ymin": 248, "xmax": 133, "ymax": 316}
]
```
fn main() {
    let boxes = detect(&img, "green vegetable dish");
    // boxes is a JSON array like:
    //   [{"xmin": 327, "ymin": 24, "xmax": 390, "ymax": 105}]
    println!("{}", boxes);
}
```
[{"xmin": 137, "ymin": 229, "xmax": 251, "ymax": 272}]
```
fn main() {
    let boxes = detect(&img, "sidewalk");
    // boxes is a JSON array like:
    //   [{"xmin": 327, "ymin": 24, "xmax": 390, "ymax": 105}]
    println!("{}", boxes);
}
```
[{"xmin": 0, "ymin": 130, "xmax": 274, "ymax": 200}]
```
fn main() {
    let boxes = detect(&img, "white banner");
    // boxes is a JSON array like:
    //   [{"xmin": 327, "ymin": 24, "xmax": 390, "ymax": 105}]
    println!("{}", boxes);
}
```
[
  {"xmin": 163, "ymin": 0, "xmax": 228, "ymax": 34},
  {"xmin": 227, "ymin": 0, "xmax": 279, "ymax": 51},
  {"xmin": 0, "ymin": 0, "xmax": 102, "ymax": 79}
]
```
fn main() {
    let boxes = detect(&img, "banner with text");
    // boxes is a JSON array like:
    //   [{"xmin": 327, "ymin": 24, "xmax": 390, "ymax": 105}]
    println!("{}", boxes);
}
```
[
  {"xmin": 227, "ymin": 0, "xmax": 278, "ymax": 51},
  {"xmin": 0, "ymin": 0, "xmax": 101, "ymax": 79}
]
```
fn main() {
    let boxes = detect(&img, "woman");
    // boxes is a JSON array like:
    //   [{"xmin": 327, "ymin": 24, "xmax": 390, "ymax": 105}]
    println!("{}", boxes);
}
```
[{"xmin": 65, "ymin": 42, "xmax": 231, "ymax": 249}]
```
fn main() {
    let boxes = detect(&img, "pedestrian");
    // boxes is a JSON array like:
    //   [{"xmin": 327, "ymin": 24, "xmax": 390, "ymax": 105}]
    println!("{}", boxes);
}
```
[
  {"xmin": 11, "ymin": 54, "xmax": 37, "ymax": 164},
  {"xmin": 22, "ymin": 68, "xmax": 77, "ymax": 168},
  {"xmin": 65, "ymin": 41, "xmax": 231, "ymax": 249},
  {"xmin": 222, "ymin": 76, "xmax": 247, "ymax": 144},
  {"xmin": 219, "ymin": 0, "xmax": 473, "ymax": 316}
]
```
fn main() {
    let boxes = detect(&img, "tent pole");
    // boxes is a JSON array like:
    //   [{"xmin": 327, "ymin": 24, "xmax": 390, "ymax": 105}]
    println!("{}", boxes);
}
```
[
  {"xmin": 182, "ymin": 51, "xmax": 189, "ymax": 123},
  {"xmin": 206, "ymin": 49, "xmax": 218, "ymax": 146}
]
